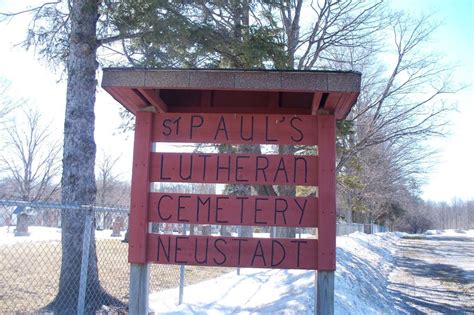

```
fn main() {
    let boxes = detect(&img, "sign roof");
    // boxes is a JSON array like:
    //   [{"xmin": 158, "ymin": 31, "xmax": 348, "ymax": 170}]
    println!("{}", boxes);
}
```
[{"xmin": 101, "ymin": 68, "xmax": 361, "ymax": 120}]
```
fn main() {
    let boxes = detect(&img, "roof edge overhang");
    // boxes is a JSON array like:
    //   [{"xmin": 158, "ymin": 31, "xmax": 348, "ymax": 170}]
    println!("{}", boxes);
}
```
[{"xmin": 101, "ymin": 68, "xmax": 361, "ymax": 120}]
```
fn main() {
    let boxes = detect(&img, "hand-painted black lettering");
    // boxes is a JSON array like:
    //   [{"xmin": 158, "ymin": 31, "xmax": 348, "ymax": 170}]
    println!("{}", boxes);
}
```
[
  {"xmin": 290, "ymin": 117, "xmax": 304, "ymax": 142},
  {"xmin": 294, "ymin": 199, "xmax": 308, "ymax": 225},
  {"xmin": 173, "ymin": 117, "xmax": 181, "ymax": 136},
  {"xmin": 251, "ymin": 240, "xmax": 267, "ymax": 266},
  {"xmin": 190, "ymin": 115, "xmax": 204, "ymax": 139},
  {"xmin": 159, "ymin": 154, "xmax": 171, "ymax": 180},
  {"xmin": 235, "ymin": 155, "xmax": 250, "ymax": 182},
  {"xmin": 232, "ymin": 238, "xmax": 248, "ymax": 266},
  {"xmin": 254, "ymin": 197, "xmax": 268, "ymax": 225},
  {"xmin": 271, "ymin": 240, "xmax": 286, "ymax": 267},
  {"xmin": 162, "ymin": 119, "xmax": 173, "ymax": 136},
  {"xmin": 216, "ymin": 155, "xmax": 231, "ymax": 181},
  {"xmin": 240, "ymin": 116, "xmax": 254, "ymax": 141},
  {"xmin": 213, "ymin": 238, "xmax": 227, "ymax": 265},
  {"xmin": 174, "ymin": 236, "xmax": 188, "ymax": 264},
  {"xmin": 199, "ymin": 154, "xmax": 211, "ymax": 181},
  {"xmin": 177, "ymin": 195, "xmax": 191, "ymax": 222},
  {"xmin": 290, "ymin": 240, "xmax": 307, "ymax": 268},
  {"xmin": 236, "ymin": 197, "xmax": 248, "ymax": 224},
  {"xmin": 255, "ymin": 156, "xmax": 269, "ymax": 182},
  {"xmin": 194, "ymin": 237, "xmax": 209, "ymax": 264},
  {"xmin": 179, "ymin": 155, "xmax": 193, "ymax": 180},
  {"xmin": 274, "ymin": 198, "xmax": 288, "ymax": 225},
  {"xmin": 157, "ymin": 194, "xmax": 173, "ymax": 221},
  {"xmin": 215, "ymin": 196, "xmax": 230, "ymax": 224},
  {"xmin": 273, "ymin": 157, "xmax": 289, "ymax": 183},
  {"xmin": 214, "ymin": 116, "xmax": 229, "ymax": 140},
  {"xmin": 157, "ymin": 236, "xmax": 171, "ymax": 262},
  {"xmin": 265, "ymin": 116, "xmax": 278, "ymax": 142},
  {"xmin": 197, "ymin": 196, "xmax": 211, "ymax": 222},
  {"xmin": 294, "ymin": 157, "xmax": 308, "ymax": 184}
]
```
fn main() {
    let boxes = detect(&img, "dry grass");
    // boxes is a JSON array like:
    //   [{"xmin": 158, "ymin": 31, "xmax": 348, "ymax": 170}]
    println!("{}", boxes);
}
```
[{"xmin": 0, "ymin": 239, "xmax": 233, "ymax": 313}]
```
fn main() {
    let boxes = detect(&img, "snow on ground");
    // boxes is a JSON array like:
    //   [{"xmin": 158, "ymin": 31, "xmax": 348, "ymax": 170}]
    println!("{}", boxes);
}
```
[
  {"xmin": 424, "ymin": 228, "xmax": 474, "ymax": 237},
  {"xmin": 0, "ymin": 226, "xmax": 124, "ymax": 245},
  {"xmin": 150, "ymin": 232, "xmax": 404, "ymax": 315},
  {"xmin": 2, "ymin": 226, "xmax": 472, "ymax": 313}
]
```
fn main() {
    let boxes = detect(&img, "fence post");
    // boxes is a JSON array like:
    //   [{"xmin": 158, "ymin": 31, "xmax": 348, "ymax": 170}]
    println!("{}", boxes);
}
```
[
  {"xmin": 77, "ymin": 206, "xmax": 93, "ymax": 314},
  {"xmin": 178, "ymin": 224, "xmax": 188, "ymax": 305},
  {"xmin": 237, "ymin": 226, "xmax": 243, "ymax": 275},
  {"xmin": 129, "ymin": 263, "xmax": 150, "ymax": 314}
]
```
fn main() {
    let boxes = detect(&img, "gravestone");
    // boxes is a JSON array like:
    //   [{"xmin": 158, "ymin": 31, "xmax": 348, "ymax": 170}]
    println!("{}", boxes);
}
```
[
  {"xmin": 111, "ymin": 216, "xmax": 125, "ymax": 237},
  {"xmin": 14, "ymin": 206, "xmax": 32, "ymax": 237}
]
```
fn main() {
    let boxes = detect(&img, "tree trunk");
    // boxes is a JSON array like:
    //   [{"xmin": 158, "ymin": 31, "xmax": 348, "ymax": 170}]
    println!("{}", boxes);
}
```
[
  {"xmin": 46, "ymin": 0, "xmax": 122, "ymax": 312},
  {"xmin": 274, "ymin": 145, "xmax": 297, "ymax": 238},
  {"xmin": 345, "ymin": 192, "xmax": 353, "ymax": 223}
]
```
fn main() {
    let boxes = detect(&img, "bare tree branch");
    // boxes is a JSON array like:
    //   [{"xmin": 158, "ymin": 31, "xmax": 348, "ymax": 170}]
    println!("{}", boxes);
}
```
[{"xmin": 0, "ymin": 108, "xmax": 61, "ymax": 201}]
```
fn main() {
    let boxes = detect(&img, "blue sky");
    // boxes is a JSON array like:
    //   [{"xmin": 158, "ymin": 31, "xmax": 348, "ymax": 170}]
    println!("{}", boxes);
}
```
[
  {"xmin": 389, "ymin": 0, "xmax": 474, "ymax": 201},
  {"xmin": 0, "ymin": 0, "xmax": 473, "ymax": 202}
]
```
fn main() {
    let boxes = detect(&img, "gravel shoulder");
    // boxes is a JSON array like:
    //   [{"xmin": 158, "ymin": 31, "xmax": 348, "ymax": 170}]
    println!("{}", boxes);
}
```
[{"xmin": 388, "ymin": 233, "xmax": 474, "ymax": 314}]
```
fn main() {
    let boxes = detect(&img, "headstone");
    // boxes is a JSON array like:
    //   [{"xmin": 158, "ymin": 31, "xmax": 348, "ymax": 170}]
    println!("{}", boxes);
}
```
[
  {"xmin": 201, "ymin": 225, "xmax": 212, "ymax": 235},
  {"xmin": 15, "ymin": 213, "xmax": 30, "ymax": 237},
  {"xmin": 111, "ymin": 216, "xmax": 124, "ymax": 237}
]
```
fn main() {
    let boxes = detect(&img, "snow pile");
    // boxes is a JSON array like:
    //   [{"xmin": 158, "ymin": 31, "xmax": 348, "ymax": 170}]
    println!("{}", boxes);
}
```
[
  {"xmin": 150, "ymin": 232, "xmax": 402, "ymax": 314},
  {"xmin": 335, "ymin": 232, "xmax": 401, "ymax": 314},
  {"xmin": 424, "ymin": 229, "xmax": 474, "ymax": 237},
  {"xmin": 0, "ymin": 226, "xmax": 406, "ymax": 313}
]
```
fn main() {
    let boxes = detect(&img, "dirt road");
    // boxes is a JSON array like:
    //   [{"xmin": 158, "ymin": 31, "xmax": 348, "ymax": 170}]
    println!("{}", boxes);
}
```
[{"xmin": 388, "ymin": 234, "xmax": 474, "ymax": 314}]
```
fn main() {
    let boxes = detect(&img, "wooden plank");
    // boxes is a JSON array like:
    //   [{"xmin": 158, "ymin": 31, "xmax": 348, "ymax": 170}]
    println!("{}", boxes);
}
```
[
  {"xmin": 148, "ymin": 193, "xmax": 318, "ymax": 227},
  {"xmin": 150, "ymin": 153, "xmax": 318, "ymax": 186},
  {"xmin": 154, "ymin": 105, "xmax": 313, "ymax": 115},
  {"xmin": 128, "ymin": 111, "xmax": 153, "ymax": 264},
  {"xmin": 311, "ymin": 92, "xmax": 323, "ymax": 115},
  {"xmin": 152, "ymin": 113, "xmax": 318, "ymax": 145},
  {"xmin": 147, "ymin": 234, "xmax": 318, "ymax": 270},
  {"xmin": 316, "ymin": 115, "xmax": 336, "ymax": 271},
  {"xmin": 129, "ymin": 263, "xmax": 150, "ymax": 315},
  {"xmin": 335, "ymin": 92, "xmax": 359, "ymax": 120},
  {"xmin": 322, "ymin": 92, "xmax": 344, "ymax": 112},
  {"xmin": 103, "ymin": 86, "xmax": 145, "ymax": 114},
  {"xmin": 137, "ymin": 88, "xmax": 168, "ymax": 112},
  {"xmin": 316, "ymin": 271, "xmax": 334, "ymax": 315}
]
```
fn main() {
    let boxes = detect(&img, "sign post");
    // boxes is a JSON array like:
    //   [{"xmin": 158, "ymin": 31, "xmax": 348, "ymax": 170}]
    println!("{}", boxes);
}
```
[{"xmin": 102, "ymin": 69, "xmax": 360, "ymax": 314}]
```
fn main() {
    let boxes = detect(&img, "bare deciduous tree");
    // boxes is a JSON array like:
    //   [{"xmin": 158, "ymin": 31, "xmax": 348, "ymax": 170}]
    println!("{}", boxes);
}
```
[
  {"xmin": 95, "ymin": 151, "xmax": 130, "ymax": 229},
  {"xmin": 96, "ymin": 151, "xmax": 130, "ymax": 207},
  {"xmin": 272, "ymin": 0, "xmax": 387, "ymax": 70},
  {"xmin": 0, "ymin": 79, "xmax": 23, "ymax": 131},
  {"xmin": 425, "ymin": 199, "xmax": 474, "ymax": 230},
  {"xmin": 1, "ymin": 1, "xmax": 126, "ymax": 311},
  {"xmin": 338, "ymin": 14, "xmax": 454, "ymax": 169},
  {"xmin": 0, "ymin": 108, "xmax": 61, "ymax": 201}
]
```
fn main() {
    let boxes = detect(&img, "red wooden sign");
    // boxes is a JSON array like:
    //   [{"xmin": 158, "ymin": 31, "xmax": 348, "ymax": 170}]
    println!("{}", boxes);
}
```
[
  {"xmin": 150, "ymin": 153, "xmax": 317, "ymax": 186},
  {"xmin": 147, "ymin": 234, "xmax": 318, "ymax": 270},
  {"xmin": 152, "ymin": 113, "xmax": 318, "ymax": 145},
  {"xmin": 128, "ymin": 111, "xmax": 336, "ymax": 272},
  {"xmin": 148, "ymin": 193, "xmax": 318, "ymax": 227}
]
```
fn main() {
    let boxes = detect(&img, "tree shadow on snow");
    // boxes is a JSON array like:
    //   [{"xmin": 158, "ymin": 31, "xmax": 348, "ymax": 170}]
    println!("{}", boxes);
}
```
[
  {"xmin": 388, "ymin": 242, "xmax": 474, "ymax": 314},
  {"xmin": 336, "ymin": 247, "xmax": 397, "ymax": 313},
  {"xmin": 157, "ymin": 269, "xmax": 314, "ymax": 314}
]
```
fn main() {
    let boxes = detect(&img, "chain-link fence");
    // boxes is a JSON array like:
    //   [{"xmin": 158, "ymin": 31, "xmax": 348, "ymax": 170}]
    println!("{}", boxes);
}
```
[
  {"xmin": 336, "ymin": 222, "xmax": 390, "ymax": 236},
  {"xmin": 0, "ymin": 200, "xmax": 171, "ymax": 313},
  {"xmin": 0, "ymin": 199, "xmax": 238, "ymax": 313},
  {"xmin": 0, "ymin": 199, "xmax": 389, "ymax": 313}
]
